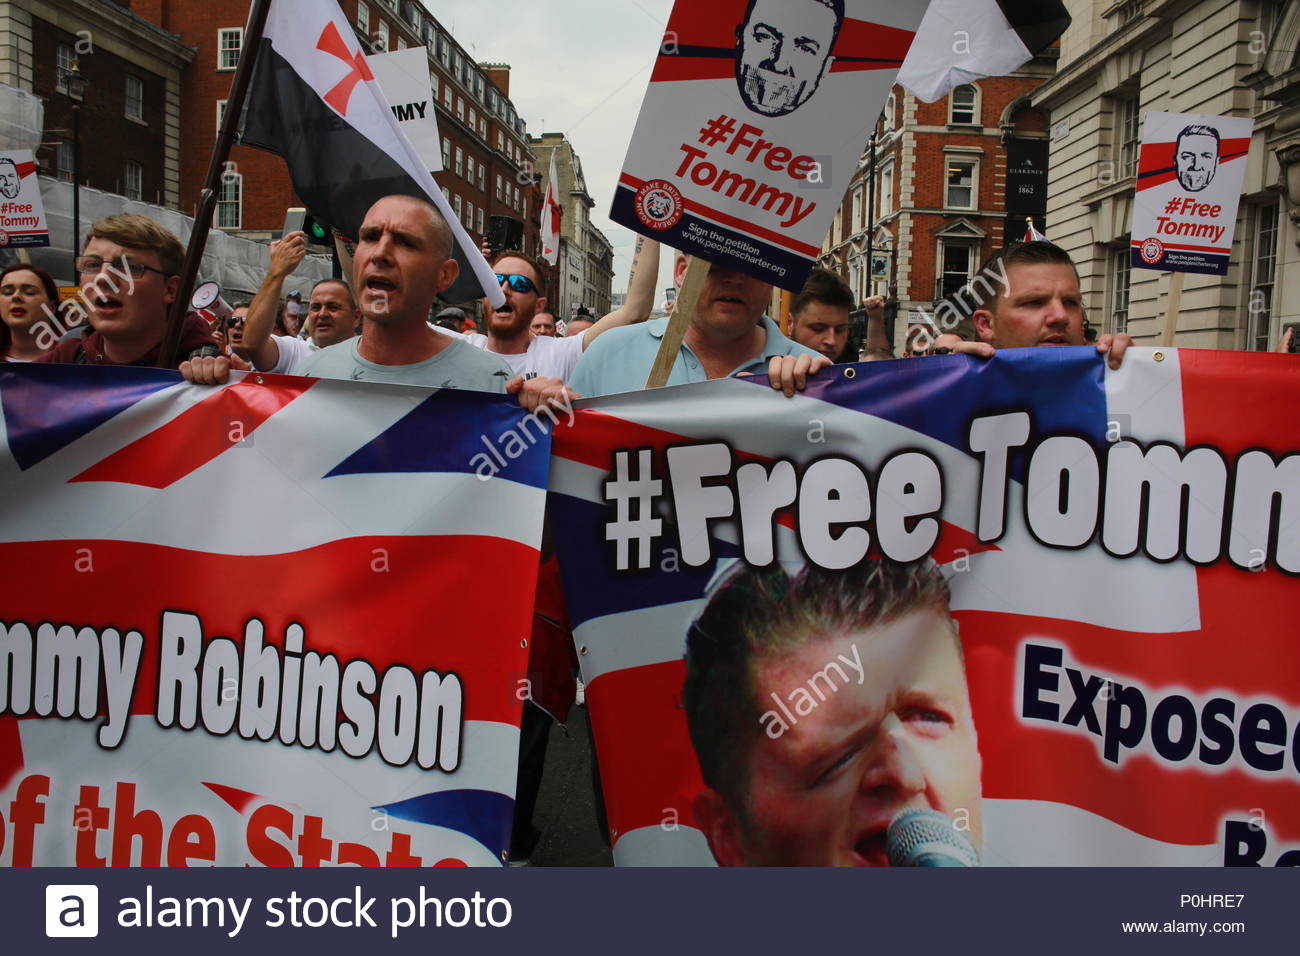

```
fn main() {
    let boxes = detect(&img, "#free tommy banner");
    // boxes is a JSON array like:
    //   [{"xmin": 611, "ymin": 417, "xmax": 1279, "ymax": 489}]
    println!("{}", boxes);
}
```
[
  {"xmin": 1130, "ymin": 112, "xmax": 1253, "ymax": 276},
  {"xmin": 550, "ymin": 348, "xmax": 1300, "ymax": 866},
  {"xmin": 611, "ymin": 0, "xmax": 926, "ymax": 291},
  {"xmin": 0, "ymin": 364, "xmax": 548, "ymax": 867}
]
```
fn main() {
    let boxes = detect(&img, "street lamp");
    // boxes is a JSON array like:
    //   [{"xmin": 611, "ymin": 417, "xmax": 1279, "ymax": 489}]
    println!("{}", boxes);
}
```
[{"xmin": 62, "ymin": 57, "xmax": 87, "ymax": 277}]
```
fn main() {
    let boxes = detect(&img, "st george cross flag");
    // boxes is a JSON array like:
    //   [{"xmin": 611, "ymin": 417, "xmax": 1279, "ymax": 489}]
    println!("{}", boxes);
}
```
[
  {"xmin": 898, "ymin": 0, "xmax": 1071, "ymax": 102},
  {"xmin": 0, "ymin": 364, "xmax": 548, "ymax": 866},
  {"xmin": 239, "ymin": 0, "xmax": 503, "ymax": 308},
  {"xmin": 539, "ymin": 150, "xmax": 561, "ymax": 267},
  {"xmin": 549, "ymin": 348, "xmax": 1300, "ymax": 866},
  {"xmin": 1023, "ymin": 217, "xmax": 1047, "ymax": 242}
]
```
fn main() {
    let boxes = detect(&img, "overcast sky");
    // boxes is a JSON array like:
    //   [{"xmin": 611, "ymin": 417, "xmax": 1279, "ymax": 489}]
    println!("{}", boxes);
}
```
[{"xmin": 421, "ymin": 0, "xmax": 678, "ymax": 304}]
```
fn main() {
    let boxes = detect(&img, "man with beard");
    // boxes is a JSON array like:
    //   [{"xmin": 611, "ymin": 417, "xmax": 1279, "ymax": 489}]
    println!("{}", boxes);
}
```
[
  {"xmin": 1174, "ymin": 124, "xmax": 1220, "ymax": 192},
  {"xmin": 446, "ymin": 237, "xmax": 660, "ymax": 381},
  {"xmin": 735, "ymin": 0, "xmax": 843, "ymax": 118}
]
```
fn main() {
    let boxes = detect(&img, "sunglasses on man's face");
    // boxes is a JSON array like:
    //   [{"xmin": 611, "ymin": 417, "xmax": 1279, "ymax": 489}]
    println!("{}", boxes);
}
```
[
  {"xmin": 495, "ymin": 273, "xmax": 537, "ymax": 295},
  {"xmin": 226, "ymin": 317, "xmax": 246, "ymax": 328}
]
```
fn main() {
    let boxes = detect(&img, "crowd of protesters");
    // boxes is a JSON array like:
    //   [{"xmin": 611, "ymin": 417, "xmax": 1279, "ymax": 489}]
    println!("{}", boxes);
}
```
[{"xmin": 3, "ymin": 199, "xmax": 1295, "ymax": 864}]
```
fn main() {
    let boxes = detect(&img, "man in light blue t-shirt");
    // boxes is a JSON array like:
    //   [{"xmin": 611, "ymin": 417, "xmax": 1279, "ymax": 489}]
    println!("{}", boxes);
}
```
[
  {"xmin": 569, "ymin": 253, "xmax": 830, "ymax": 399},
  {"xmin": 182, "ymin": 195, "xmax": 539, "ymax": 398}
]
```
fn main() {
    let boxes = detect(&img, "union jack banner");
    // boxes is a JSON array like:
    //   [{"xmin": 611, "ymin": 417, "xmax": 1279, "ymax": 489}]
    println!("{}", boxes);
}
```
[
  {"xmin": 0, "ymin": 364, "xmax": 547, "ymax": 867},
  {"xmin": 549, "ymin": 347, "xmax": 1300, "ymax": 866}
]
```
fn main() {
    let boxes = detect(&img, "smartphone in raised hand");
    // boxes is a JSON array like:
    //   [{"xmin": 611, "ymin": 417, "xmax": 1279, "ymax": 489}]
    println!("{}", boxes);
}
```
[{"xmin": 282, "ymin": 207, "xmax": 307, "ymax": 239}]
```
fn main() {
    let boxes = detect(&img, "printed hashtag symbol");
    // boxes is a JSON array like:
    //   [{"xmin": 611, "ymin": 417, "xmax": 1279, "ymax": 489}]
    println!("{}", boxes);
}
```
[
  {"xmin": 1163, "ymin": 198, "xmax": 1181, "ymax": 215},
  {"xmin": 604, "ymin": 449, "xmax": 664, "ymax": 571},
  {"xmin": 698, "ymin": 114, "xmax": 737, "ymax": 148}
]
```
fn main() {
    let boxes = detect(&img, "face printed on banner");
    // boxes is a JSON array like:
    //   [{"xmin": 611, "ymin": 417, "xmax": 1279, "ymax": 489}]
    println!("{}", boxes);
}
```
[
  {"xmin": 734, "ymin": 0, "xmax": 843, "ymax": 118},
  {"xmin": 0, "ymin": 159, "xmax": 20, "ymax": 199},
  {"xmin": 1174, "ymin": 127, "xmax": 1220, "ymax": 192},
  {"xmin": 974, "ymin": 262, "xmax": 1086, "ymax": 350},
  {"xmin": 706, "ymin": 612, "xmax": 982, "ymax": 866}
]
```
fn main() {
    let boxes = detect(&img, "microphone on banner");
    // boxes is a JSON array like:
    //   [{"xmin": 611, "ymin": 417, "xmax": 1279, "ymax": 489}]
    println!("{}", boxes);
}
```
[{"xmin": 886, "ymin": 809, "xmax": 980, "ymax": 867}]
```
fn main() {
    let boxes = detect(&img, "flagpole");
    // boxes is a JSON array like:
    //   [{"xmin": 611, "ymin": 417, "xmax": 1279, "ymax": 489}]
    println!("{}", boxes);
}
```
[{"xmin": 160, "ymin": 0, "xmax": 273, "ymax": 369}]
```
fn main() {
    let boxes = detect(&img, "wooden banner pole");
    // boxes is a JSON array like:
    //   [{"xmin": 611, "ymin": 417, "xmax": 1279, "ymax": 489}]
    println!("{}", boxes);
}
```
[
  {"xmin": 644, "ymin": 256, "xmax": 708, "ymax": 389},
  {"xmin": 1159, "ymin": 271, "xmax": 1184, "ymax": 347}
]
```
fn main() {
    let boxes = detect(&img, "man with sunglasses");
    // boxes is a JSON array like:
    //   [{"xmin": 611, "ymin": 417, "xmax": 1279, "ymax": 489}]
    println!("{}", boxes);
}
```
[
  {"xmin": 37, "ymin": 213, "xmax": 218, "ymax": 367},
  {"xmin": 444, "ymin": 238, "xmax": 660, "ymax": 382}
]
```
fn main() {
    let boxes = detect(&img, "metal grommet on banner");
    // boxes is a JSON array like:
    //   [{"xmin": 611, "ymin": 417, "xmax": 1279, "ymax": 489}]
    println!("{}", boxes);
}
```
[
  {"xmin": 520, "ymin": 639, "xmax": 528, "ymax": 649},
  {"xmin": 1153, "ymin": 351, "xmax": 1165, "ymax": 362},
  {"xmin": 256, "ymin": 375, "xmax": 264, "ymax": 384},
  {"xmin": 843, "ymin": 367, "xmax": 856, "ymax": 379},
  {"xmin": 579, "ymin": 645, "xmax": 588, "ymax": 656}
]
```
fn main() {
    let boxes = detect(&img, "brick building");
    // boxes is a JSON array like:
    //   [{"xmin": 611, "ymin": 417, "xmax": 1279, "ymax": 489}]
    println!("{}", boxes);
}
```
[
  {"xmin": 0, "ymin": 0, "xmax": 193, "ymax": 207},
  {"xmin": 124, "ymin": 0, "xmax": 550, "ymax": 298},
  {"xmin": 815, "ymin": 64, "xmax": 1057, "ymax": 344}
]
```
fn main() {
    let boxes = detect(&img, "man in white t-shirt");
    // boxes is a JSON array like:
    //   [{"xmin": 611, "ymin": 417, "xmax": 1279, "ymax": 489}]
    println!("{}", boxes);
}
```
[{"xmin": 441, "ymin": 237, "xmax": 660, "ymax": 382}]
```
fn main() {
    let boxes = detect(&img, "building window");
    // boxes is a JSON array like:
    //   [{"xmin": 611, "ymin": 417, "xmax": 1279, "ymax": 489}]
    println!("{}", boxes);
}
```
[
  {"xmin": 56, "ymin": 44, "xmax": 74, "ymax": 93},
  {"xmin": 479, "ymin": 117, "xmax": 487, "ymax": 139},
  {"xmin": 429, "ymin": 73, "xmax": 438, "ymax": 98},
  {"xmin": 124, "ymin": 161, "xmax": 143, "ymax": 201},
  {"xmin": 878, "ymin": 163, "xmax": 894, "ymax": 218},
  {"xmin": 1116, "ymin": 94, "xmax": 1140, "ymax": 179},
  {"xmin": 216, "ymin": 99, "xmax": 228, "ymax": 134},
  {"xmin": 441, "ymin": 137, "xmax": 450, "ymax": 168},
  {"xmin": 946, "ymin": 159, "xmax": 976, "ymax": 209},
  {"xmin": 442, "ymin": 86, "xmax": 451, "ymax": 109},
  {"xmin": 453, "ymin": 194, "xmax": 463, "ymax": 220},
  {"xmin": 949, "ymin": 85, "xmax": 978, "ymax": 125},
  {"xmin": 466, "ymin": 156, "xmax": 474, "ymax": 182},
  {"xmin": 125, "ymin": 75, "xmax": 144, "ymax": 122},
  {"xmin": 375, "ymin": 21, "xmax": 389, "ymax": 52},
  {"xmin": 477, "ymin": 164, "xmax": 485, "ymax": 191},
  {"xmin": 396, "ymin": 37, "xmax": 406, "ymax": 51},
  {"xmin": 357, "ymin": 2, "xmax": 369, "ymax": 34},
  {"xmin": 477, "ymin": 207, "xmax": 485, "ymax": 235},
  {"xmin": 457, "ymin": 98, "xmax": 466, "ymax": 124},
  {"xmin": 883, "ymin": 93, "xmax": 896, "ymax": 131},
  {"xmin": 216, "ymin": 173, "xmax": 242, "ymax": 229},
  {"xmin": 1248, "ymin": 201, "xmax": 1279, "ymax": 351},
  {"xmin": 939, "ymin": 242, "xmax": 974, "ymax": 301},
  {"xmin": 851, "ymin": 187, "xmax": 863, "ymax": 232},
  {"xmin": 496, "ymin": 174, "xmax": 503, "ymax": 201},
  {"xmin": 475, "ymin": 74, "xmax": 484, "ymax": 100},
  {"xmin": 468, "ymin": 108, "xmax": 476, "ymax": 129},
  {"xmin": 56, "ymin": 141, "xmax": 73, "ymax": 183},
  {"xmin": 217, "ymin": 28, "xmax": 243, "ymax": 71},
  {"xmin": 1110, "ymin": 247, "xmax": 1130, "ymax": 335},
  {"xmin": 454, "ymin": 146, "xmax": 463, "ymax": 177}
]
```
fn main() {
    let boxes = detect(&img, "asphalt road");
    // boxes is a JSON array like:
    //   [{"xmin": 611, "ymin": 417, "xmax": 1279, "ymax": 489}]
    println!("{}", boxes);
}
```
[{"xmin": 526, "ymin": 703, "xmax": 614, "ymax": 867}]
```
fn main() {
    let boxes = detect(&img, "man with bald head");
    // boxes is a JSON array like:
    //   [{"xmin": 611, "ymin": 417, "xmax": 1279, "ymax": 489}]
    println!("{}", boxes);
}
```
[{"xmin": 183, "ymin": 195, "xmax": 513, "ymax": 390}]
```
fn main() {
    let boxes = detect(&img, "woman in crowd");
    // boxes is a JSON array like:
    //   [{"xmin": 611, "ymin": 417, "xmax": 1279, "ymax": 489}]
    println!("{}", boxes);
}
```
[{"xmin": 0, "ymin": 262, "xmax": 59, "ymax": 362}]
